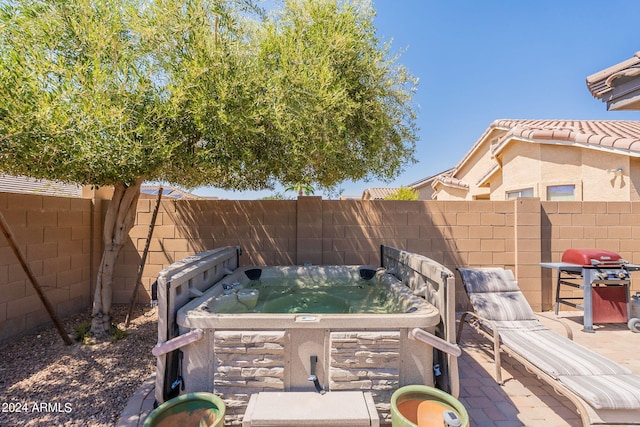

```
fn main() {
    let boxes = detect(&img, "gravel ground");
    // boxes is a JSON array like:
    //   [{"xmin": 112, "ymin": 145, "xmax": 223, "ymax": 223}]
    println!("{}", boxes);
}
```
[{"xmin": 0, "ymin": 304, "xmax": 157, "ymax": 427}]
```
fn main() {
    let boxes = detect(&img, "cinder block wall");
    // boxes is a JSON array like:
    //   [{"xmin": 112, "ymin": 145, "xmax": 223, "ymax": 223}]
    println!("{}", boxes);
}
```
[
  {"xmin": 0, "ymin": 192, "xmax": 93, "ymax": 342},
  {"xmin": 114, "ymin": 197, "xmax": 518, "ymax": 310},
  {"xmin": 114, "ymin": 197, "xmax": 640, "ymax": 313},
  {"xmin": 3, "ymin": 192, "xmax": 640, "ymax": 342}
]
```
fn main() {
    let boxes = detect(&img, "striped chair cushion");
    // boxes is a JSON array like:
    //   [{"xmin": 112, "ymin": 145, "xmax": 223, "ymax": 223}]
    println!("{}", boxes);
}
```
[
  {"xmin": 458, "ymin": 268, "xmax": 520, "ymax": 293},
  {"xmin": 468, "ymin": 291, "xmax": 537, "ymax": 321},
  {"xmin": 558, "ymin": 374, "xmax": 640, "ymax": 409},
  {"xmin": 499, "ymin": 329, "xmax": 632, "ymax": 378}
]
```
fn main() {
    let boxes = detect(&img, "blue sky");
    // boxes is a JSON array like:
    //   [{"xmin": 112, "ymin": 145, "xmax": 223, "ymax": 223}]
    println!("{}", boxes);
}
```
[{"xmin": 195, "ymin": 0, "xmax": 640, "ymax": 199}]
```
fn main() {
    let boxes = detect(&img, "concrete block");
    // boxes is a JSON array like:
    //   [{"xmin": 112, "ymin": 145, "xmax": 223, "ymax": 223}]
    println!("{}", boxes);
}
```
[
  {"xmin": 0, "ymin": 316, "xmax": 26, "ymax": 342},
  {"xmin": 6, "ymin": 294, "xmax": 41, "ymax": 319},
  {"xmin": 7, "ymin": 193, "xmax": 42, "ymax": 211},
  {"xmin": 11, "ymin": 226, "xmax": 43, "ymax": 245},
  {"xmin": 43, "ymin": 256, "xmax": 71, "ymax": 275},
  {"xmin": 56, "ymin": 268, "xmax": 84, "ymax": 288},
  {"xmin": 481, "ymin": 212, "xmax": 506, "ymax": 226},
  {"xmin": 557, "ymin": 202, "xmax": 582, "ymax": 214},
  {"xmin": 468, "ymin": 226, "xmax": 492, "ymax": 239},
  {"xmin": 607, "ymin": 226, "xmax": 632, "ymax": 239},
  {"xmin": 344, "ymin": 252, "xmax": 368, "ymax": 265},
  {"xmin": 71, "ymin": 225, "xmax": 90, "ymax": 241},
  {"xmin": 457, "ymin": 212, "xmax": 482, "ymax": 226},
  {"xmin": 607, "ymin": 201, "xmax": 632, "ymax": 213},
  {"xmin": 382, "ymin": 212, "xmax": 408, "ymax": 226},
  {"xmin": 0, "ymin": 280, "xmax": 25, "ymax": 303},
  {"xmin": 26, "ymin": 242, "xmax": 58, "ymax": 261},
  {"xmin": 27, "ymin": 210, "xmax": 58, "ymax": 228},
  {"xmin": 569, "ymin": 213, "xmax": 596, "ymax": 226},
  {"xmin": 596, "ymin": 213, "xmax": 621, "ymax": 226},
  {"xmin": 0, "ymin": 264, "xmax": 7, "ymax": 284}
]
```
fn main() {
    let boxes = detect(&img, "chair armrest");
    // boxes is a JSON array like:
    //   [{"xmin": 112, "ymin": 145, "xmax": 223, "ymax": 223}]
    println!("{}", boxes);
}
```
[{"xmin": 535, "ymin": 312, "xmax": 573, "ymax": 340}]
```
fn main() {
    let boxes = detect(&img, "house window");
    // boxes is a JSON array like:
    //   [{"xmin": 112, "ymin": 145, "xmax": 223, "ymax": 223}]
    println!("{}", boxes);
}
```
[
  {"xmin": 506, "ymin": 188, "xmax": 534, "ymax": 200},
  {"xmin": 547, "ymin": 185, "xmax": 575, "ymax": 201}
]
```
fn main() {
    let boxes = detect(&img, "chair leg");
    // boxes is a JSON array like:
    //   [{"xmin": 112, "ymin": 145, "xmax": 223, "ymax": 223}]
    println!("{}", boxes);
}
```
[
  {"xmin": 492, "ymin": 330, "xmax": 503, "ymax": 385},
  {"xmin": 554, "ymin": 270, "xmax": 561, "ymax": 315},
  {"xmin": 457, "ymin": 312, "xmax": 505, "ymax": 384}
]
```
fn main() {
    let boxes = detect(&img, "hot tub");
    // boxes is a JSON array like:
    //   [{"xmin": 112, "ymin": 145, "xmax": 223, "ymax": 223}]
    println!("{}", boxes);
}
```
[
  {"xmin": 178, "ymin": 265, "xmax": 437, "ymax": 329},
  {"xmin": 154, "ymin": 247, "xmax": 446, "ymax": 425}
]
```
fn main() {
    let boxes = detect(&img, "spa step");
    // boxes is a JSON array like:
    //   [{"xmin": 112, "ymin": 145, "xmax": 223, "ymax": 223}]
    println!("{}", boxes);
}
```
[{"xmin": 242, "ymin": 391, "xmax": 379, "ymax": 427}]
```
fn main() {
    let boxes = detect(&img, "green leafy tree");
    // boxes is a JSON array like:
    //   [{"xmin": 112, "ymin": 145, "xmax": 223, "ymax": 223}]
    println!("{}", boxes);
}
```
[
  {"xmin": 384, "ymin": 187, "xmax": 419, "ymax": 200},
  {"xmin": 0, "ymin": 0, "xmax": 417, "ymax": 335}
]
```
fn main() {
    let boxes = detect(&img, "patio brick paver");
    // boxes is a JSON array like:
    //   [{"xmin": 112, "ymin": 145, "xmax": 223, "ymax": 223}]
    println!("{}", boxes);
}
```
[
  {"xmin": 459, "ymin": 331, "xmax": 580, "ymax": 426},
  {"xmin": 118, "ymin": 311, "xmax": 639, "ymax": 426}
]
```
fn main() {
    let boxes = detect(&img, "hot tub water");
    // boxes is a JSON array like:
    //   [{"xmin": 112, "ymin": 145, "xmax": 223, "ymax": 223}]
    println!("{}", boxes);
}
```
[{"xmin": 208, "ymin": 276, "xmax": 402, "ymax": 314}]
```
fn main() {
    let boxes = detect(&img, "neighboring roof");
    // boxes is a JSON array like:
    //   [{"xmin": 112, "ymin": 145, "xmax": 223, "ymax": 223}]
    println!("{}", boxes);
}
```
[
  {"xmin": 140, "ymin": 185, "xmax": 213, "ymax": 199},
  {"xmin": 491, "ymin": 119, "xmax": 640, "ymax": 156},
  {"xmin": 0, "ymin": 175, "xmax": 82, "ymax": 197},
  {"xmin": 361, "ymin": 187, "xmax": 400, "ymax": 200},
  {"xmin": 432, "ymin": 172, "xmax": 469, "ymax": 191},
  {"xmin": 409, "ymin": 168, "xmax": 454, "ymax": 189},
  {"xmin": 430, "ymin": 119, "xmax": 640, "ymax": 197},
  {"xmin": 457, "ymin": 119, "xmax": 640, "ymax": 176},
  {"xmin": 586, "ymin": 52, "xmax": 640, "ymax": 110}
]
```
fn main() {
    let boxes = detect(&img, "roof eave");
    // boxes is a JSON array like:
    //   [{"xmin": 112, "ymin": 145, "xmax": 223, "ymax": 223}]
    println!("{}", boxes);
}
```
[
  {"xmin": 453, "ymin": 120, "xmax": 514, "ymax": 174},
  {"xmin": 586, "ymin": 51, "xmax": 640, "ymax": 99},
  {"xmin": 476, "ymin": 164, "xmax": 501, "ymax": 187},
  {"xmin": 494, "ymin": 135, "xmax": 640, "ymax": 158}
]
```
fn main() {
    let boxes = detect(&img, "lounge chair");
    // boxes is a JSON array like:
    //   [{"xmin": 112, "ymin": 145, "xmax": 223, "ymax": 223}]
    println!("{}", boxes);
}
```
[{"xmin": 456, "ymin": 267, "xmax": 640, "ymax": 427}]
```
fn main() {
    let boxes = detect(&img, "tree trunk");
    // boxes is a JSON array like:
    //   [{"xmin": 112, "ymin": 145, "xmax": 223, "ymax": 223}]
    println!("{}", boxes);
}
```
[{"xmin": 91, "ymin": 178, "xmax": 144, "ymax": 335}]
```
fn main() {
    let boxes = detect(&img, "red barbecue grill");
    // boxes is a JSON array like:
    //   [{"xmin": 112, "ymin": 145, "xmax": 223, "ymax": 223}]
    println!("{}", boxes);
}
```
[{"xmin": 541, "ymin": 249, "xmax": 640, "ymax": 333}]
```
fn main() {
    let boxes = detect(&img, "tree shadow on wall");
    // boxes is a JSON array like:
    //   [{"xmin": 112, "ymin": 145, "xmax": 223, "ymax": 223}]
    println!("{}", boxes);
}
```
[{"xmin": 168, "ymin": 199, "xmax": 298, "ymax": 265}]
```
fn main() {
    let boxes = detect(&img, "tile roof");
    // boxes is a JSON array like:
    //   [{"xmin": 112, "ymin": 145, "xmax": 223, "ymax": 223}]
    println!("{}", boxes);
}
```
[
  {"xmin": 361, "ymin": 187, "xmax": 400, "ymax": 200},
  {"xmin": 432, "ymin": 173, "xmax": 469, "ymax": 190},
  {"xmin": 140, "ymin": 184, "xmax": 201, "ymax": 199},
  {"xmin": 0, "ymin": 175, "xmax": 82, "ymax": 197},
  {"xmin": 490, "ymin": 119, "xmax": 640, "ymax": 156},
  {"xmin": 586, "ymin": 51, "xmax": 640, "ymax": 98},
  {"xmin": 409, "ymin": 168, "xmax": 454, "ymax": 189}
]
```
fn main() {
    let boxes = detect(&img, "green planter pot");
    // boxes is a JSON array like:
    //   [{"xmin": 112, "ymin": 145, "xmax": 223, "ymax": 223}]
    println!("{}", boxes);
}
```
[
  {"xmin": 391, "ymin": 385, "xmax": 469, "ymax": 427},
  {"xmin": 144, "ymin": 392, "xmax": 226, "ymax": 427}
]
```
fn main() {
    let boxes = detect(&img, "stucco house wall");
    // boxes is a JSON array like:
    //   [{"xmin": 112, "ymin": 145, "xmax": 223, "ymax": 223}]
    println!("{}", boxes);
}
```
[
  {"xmin": 495, "ymin": 142, "xmax": 630, "ymax": 201},
  {"xmin": 631, "ymin": 157, "xmax": 640, "ymax": 202},
  {"xmin": 429, "ymin": 184, "xmax": 467, "ymax": 201}
]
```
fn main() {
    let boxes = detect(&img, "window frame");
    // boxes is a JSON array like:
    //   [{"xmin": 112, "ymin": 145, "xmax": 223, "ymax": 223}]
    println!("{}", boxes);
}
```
[
  {"xmin": 546, "ymin": 184, "xmax": 576, "ymax": 201},
  {"xmin": 506, "ymin": 187, "xmax": 535, "ymax": 200}
]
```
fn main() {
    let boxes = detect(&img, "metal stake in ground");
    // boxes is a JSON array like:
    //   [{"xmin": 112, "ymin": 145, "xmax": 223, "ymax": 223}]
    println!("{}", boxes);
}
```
[
  {"xmin": 125, "ymin": 186, "xmax": 163, "ymax": 327},
  {"xmin": 0, "ymin": 210, "xmax": 74, "ymax": 345}
]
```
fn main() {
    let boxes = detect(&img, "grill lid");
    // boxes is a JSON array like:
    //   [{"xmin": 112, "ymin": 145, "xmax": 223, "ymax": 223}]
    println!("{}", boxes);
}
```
[{"xmin": 561, "ymin": 248, "xmax": 624, "ymax": 267}]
